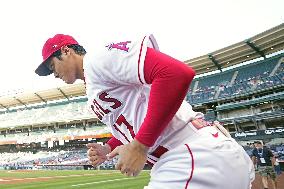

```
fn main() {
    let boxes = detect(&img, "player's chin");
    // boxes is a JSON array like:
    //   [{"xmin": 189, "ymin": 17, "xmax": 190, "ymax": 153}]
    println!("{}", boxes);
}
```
[
  {"xmin": 63, "ymin": 78, "xmax": 76, "ymax": 84},
  {"xmin": 65, "ymin": 80, "xmax": 75, "ymax": 84}
]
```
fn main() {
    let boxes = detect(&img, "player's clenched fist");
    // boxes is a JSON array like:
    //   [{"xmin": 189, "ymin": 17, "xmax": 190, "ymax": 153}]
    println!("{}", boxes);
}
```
[
  {"xmin": 87, "ymin": 143, "xmax": 111, "ymax": 167},
  {"xmin": 107, "ymin": 139, "xmax": 149, "ymax": 177}
]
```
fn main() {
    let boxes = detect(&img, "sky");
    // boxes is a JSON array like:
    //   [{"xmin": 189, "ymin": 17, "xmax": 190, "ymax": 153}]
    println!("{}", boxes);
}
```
[{"xmin": 0, "ymin": 0, "xmax": 283, "ymax": 95}]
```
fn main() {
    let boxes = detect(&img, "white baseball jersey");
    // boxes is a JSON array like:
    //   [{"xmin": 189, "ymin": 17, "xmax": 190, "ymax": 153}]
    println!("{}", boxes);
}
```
[
  {"xmin": 83, "ymin": 34, "xmax": 255, "ymax": 189},
  {"xmin": 84, "ymin": 34, "xmax": 202, "ymax": 162}
]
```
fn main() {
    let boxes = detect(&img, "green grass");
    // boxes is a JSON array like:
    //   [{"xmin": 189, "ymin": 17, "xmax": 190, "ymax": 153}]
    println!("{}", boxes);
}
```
[{"xmin": 0, "ymin": 170, "xmax": 150, "ymax": 189}]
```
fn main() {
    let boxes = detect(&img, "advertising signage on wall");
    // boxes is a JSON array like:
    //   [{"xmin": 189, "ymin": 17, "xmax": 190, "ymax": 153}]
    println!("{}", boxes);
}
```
[{"xmin": 232, "ymin": 127, "xmax": 284, "ymax": 139}]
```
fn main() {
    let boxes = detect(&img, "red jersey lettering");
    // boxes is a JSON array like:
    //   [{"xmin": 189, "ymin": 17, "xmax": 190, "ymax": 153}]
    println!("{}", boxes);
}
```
[
  {"xmin": 116, "ymin": 114, "xmax": 135, "ymax": 139},
  {"xmin": 93, "ymin": 99, "xmax": 110, "ymax": 114},
  {"xmin": 99, "ymin": 92, "xmax": 122, "ymax": 109},
  {"xmin": 113, "ymin": 114, "xmax": 135, "ymax": 142}
]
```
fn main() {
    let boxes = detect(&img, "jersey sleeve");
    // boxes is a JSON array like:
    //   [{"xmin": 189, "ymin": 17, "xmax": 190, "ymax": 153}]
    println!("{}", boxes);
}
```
[
  {"xmin": 135, "ymin": 48, "xmax": 196, "ymax": 147},
  {"xmin": 106, "ymin": 136, "xmax": 123, "ymax": 151},
  {"xmin": 88, "ymin": 34, "xmax": 159, "ymax": 86}
]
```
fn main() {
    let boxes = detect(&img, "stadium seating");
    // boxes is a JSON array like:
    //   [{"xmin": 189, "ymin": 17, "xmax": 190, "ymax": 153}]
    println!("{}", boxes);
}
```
[
  {"xmin": 197, "ymin": 71, "xmax": 233, "ymax": 89},
  {"xmin": 0, "ymin": 126, "xmax": 111, "ymax": 144},
  {"xmin": 187, "ymin": 89, "xmax": 215, "ymax": 104},
  {"xmin": 234, "ymin": 57, "xmax": 279, "ymax": 83},
  {"xmin": 187, "ymin": 53, "xmax": 284, "ymax": 104},
  {"xmin": 0, "ymin": 101, "xmax": 93, "ymax": 129},
  {"xmin": 255, "ymin": 73, "xmax": 283, "ymax": 90}
]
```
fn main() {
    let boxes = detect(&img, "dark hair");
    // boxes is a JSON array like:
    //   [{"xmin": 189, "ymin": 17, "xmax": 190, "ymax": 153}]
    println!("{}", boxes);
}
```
[
  {"xmin": 46, "ymin": 44, "xmax": 87, "ymax": 64},
  {"xmin": 255, "ymin": 141, "xmax": 262, "ymax": 145}
]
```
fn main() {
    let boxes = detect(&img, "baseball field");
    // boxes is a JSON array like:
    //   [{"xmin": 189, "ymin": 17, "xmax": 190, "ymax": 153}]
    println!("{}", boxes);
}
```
[
  {"xmin": 0, "ymin": 170, "xmax": 150, "ymax": 189},
  {"xmin": 0, "ymin": 169, "xmax": 283, "ymax": 189}
]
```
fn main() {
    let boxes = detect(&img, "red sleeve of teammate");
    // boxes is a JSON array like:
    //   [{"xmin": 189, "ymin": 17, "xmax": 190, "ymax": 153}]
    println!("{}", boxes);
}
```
[
  {"xmin": 106, "ymin": 136, "xmax": 123, "ymax": 151},
  {"xmin": 135, "ymin": 48, "xmax": 195, "ymax": 147}
]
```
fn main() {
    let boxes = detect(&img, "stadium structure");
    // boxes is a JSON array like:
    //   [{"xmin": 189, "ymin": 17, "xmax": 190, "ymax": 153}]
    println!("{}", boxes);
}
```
[{"xmin": 0, "ymin": 23, "xmax": 284, "ymax": 171}]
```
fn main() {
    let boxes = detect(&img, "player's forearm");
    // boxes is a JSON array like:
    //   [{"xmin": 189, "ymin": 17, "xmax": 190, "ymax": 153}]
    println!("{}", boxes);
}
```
[
  {"xmin": 106, "ymin": 136, "xmax": 123, "ymax": 151},
  {"xmin": 135, "ymin": 48, "xmax": 195, "ymax": 147}
]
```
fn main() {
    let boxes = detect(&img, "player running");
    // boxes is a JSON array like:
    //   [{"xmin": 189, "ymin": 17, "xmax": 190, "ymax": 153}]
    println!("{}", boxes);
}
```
[{"xmin": 35, "ymin": 34, "xmax": 255, "ymax": 189}]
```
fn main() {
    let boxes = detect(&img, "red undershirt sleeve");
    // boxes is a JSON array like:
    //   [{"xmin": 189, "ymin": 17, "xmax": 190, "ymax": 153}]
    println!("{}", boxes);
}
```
[
  {"xmin": 135, "ymin": 48, "xmax": 196, "ymax": 147},
  {"xmin": 106, "ymin": 136, "xmax": 123, "ymax": 151}
]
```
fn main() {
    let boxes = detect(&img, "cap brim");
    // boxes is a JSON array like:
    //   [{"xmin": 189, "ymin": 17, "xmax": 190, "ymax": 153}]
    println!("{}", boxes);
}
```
[{"xmin": 35, "ymin": 62, "xmax": 53, "ymax": 76}]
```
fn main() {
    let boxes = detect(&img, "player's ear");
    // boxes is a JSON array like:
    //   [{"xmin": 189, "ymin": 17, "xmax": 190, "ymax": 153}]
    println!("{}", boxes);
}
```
[{"xmin": 60, "ymin": 46, "xmax": 71, "ymax": 56}]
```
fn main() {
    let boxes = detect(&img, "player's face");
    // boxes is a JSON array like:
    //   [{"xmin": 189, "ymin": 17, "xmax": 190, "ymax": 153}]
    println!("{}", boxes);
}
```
[{"xmin": 49, "ymin": 47, "xmax": 79, "ymax": 84}]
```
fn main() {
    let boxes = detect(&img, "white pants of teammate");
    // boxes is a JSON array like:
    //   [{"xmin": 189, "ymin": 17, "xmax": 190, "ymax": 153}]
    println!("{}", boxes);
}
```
[{"xmin": 144, "ymin": 126, "xmax": 255, "ymax": 189}]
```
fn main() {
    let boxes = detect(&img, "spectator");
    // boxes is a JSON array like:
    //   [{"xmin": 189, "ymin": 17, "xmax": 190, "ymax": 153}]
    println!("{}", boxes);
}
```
[{"xmin": 252, "ymin": 141, "xmax": 277, "ymax": 189}]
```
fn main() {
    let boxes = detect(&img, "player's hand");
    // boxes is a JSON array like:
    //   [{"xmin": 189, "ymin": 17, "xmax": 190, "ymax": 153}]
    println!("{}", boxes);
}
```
[
  {"xmin": 87, "ymin": 143, "xmax": 111, "ymax": 167},
  {"xmin": 107, "ymin": 139, "xmax": 149, "ymax": 177}
]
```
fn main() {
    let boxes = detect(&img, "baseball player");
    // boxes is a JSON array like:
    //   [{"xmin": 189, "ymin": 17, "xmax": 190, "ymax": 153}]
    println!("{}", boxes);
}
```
[{"xmin": 35, "ymin": 34, "xmax": 255, "ymax": 189}]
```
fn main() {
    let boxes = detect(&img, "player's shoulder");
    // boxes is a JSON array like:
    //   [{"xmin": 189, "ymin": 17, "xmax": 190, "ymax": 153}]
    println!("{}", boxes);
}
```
[
  {"xmin": 103, "ymin": 33, "xmax": 159, "ymax": 51},
  {"xmin": 83, "ymin": 33, "xmax": 159, "ymax": 80},
  {"xmin": 85, "ymin": 34, "xmax": 157, "ymax": 64}
]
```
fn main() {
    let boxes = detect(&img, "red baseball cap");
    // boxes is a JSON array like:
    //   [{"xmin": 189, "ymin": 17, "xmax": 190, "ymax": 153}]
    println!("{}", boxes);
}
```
[{"xmin": 35, "ymin": 34, "xmax": 79, "ymax": 76}]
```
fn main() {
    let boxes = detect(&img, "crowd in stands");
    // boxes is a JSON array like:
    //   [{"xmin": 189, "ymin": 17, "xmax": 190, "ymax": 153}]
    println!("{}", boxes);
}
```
[
  {"xmin": 187, "ymin": 55, "xmax": 284, "ymax": 104},
  {"xmin": 0, "ymin": 149, "xmax": 118, "ymax": 170},
  {"xmin": 0, "ymin": 126, "xmax": 111, "ymax": 144}
]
